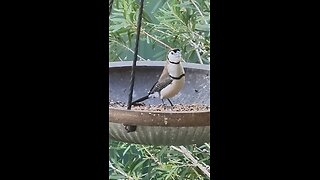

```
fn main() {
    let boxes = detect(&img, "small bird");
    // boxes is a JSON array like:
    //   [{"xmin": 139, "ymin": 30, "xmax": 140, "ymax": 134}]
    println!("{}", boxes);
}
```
[
  {"xmin": 124, "ymin": 48, "xmax": 185, "ymax": 133},
  {"xmin": 132, "ymin": 48, "xmax": 185, "ymax": 106}
]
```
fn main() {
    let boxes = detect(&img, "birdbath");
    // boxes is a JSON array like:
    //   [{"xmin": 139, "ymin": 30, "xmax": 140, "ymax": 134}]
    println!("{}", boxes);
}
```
[{"xmin": 109, "ymin": 61, "xmax": 210, "ymax": 145}]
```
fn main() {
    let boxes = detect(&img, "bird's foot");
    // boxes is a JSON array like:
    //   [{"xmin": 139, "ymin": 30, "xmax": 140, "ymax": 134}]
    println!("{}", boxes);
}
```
[{"xmin": 167, "ymin": 99, "xmax": 174, "ymax": 107}]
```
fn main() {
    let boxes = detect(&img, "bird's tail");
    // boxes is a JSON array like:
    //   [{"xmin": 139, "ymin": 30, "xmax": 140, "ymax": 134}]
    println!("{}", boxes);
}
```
[{"xmin": 131, "ymin": 95, "xmax": 149, "ymax": 105}]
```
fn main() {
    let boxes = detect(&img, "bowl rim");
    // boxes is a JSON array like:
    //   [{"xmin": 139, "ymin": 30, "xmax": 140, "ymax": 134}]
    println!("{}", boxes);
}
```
[
  {"xmin": 109, "ymin": 107, "xmax": 210, "ymax": 127},
  {"xmin": 109, "ymin": 61, "xmax": 210, "ymax": 70},
  {"xmin": 109, "ymin": 107, "xmax": 210, "ymax": 113}
]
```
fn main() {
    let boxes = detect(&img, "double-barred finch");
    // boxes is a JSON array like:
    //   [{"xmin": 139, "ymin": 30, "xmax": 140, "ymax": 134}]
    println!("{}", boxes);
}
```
[
  {"xmin": 125, "ymin": 48, "xmax": 185, "ymax": 133},
  {"xmin": 132, "ymin": 48, "xmax": 185, "ymax": 106}
]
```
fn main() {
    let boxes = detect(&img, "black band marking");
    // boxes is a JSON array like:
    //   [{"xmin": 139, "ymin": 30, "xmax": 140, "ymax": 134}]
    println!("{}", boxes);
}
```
[
  {"xmin": 168, "ymin": 59, "xmax": 180, "ymax": 64},
  {"xmin": 169, "ymin": 73, "xmax": 185, "ymax": 80}
]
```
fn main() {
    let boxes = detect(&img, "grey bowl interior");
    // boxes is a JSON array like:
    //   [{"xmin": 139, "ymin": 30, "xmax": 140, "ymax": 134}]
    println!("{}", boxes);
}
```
[
  {"xmin": 109, "ymin": 61, "xmax": 210, "ymax": 105},
  {"xmin": 109, "ymin": 61, "xmax": 210, "ymax": 145}
]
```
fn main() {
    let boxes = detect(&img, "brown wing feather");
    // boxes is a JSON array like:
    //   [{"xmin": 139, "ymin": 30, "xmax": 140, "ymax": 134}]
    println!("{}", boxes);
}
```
[
  {"xmin": 149, "ymin": 77, "xmax": 173, "ymax": 94},
  {"xmin": 148, "ymin": 62, "xmax": 171, "ymax": 94},
  {"xmin": 158, "ymin": 62, "xmax": 169, "ymax": 82}
]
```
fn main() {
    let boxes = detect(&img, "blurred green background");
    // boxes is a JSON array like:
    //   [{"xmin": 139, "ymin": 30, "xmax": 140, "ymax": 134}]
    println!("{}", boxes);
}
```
[
  {"xmin": 109, "ymin": 0, "xmax": 210, "ymax": 179},
  {"xmin": 109, "ymin": 0, "xmax": 210, "ymax": 64}
]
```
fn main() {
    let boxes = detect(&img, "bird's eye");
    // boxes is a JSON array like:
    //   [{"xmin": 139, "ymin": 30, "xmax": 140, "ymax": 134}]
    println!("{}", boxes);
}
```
[{"xmin": 171, "ymin": 52, "xmax": 174, "ymax": 54}]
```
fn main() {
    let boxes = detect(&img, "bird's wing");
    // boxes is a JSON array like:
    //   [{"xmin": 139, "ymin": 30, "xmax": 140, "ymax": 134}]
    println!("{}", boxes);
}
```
[
  {"xmin": 158, "ymin": 61, "xmax": 169, "ymax": 82},
  {"xmin": 149, "ymin": 77, "xmax": 173, "ymax": 94},
  {"xmin": 148, "ymin": 62, "xmax": 170, "ymax": 94}
]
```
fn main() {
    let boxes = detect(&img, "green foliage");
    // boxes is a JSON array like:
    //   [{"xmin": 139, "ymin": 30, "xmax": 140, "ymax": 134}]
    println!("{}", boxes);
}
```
[
  {"xmin": 109, "ymin": 0, "xmax": 210, "ymax": 64},
  {"xmin": 109, "ymin": 139, "xmax": 210, "ymax": 179}
]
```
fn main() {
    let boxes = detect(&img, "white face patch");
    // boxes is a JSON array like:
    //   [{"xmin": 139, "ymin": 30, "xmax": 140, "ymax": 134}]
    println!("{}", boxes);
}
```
[{"xmin": 167, "ymin": 50, "xmax": 182, "ymax": 62}]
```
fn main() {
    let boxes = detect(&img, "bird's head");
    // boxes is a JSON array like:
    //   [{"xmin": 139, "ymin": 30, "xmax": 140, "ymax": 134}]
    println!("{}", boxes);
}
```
[{"xmin": 167, "ymin": 48, "xmax": 182, "ymax": 63}]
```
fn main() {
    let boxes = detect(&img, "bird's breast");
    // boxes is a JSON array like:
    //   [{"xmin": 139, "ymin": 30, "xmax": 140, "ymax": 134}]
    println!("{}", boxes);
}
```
[
  {"xmin": 167, "ymin": 64, "xmax": 185, "ymax": 77},
  {"xmin": 160, "ymin": 76, "xmax": 185, "ymax": 99}
]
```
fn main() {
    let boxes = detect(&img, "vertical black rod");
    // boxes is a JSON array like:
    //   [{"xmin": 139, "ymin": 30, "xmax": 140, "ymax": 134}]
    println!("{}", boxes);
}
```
[{"xmin": 127, "ymin": 0, "xmax": 145, "ymax": 110}]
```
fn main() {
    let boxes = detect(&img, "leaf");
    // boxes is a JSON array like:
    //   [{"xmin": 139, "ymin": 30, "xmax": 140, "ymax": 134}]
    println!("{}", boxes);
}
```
[
  {"xmin": 146, "ymin": 35, "xmax": 150, "ymax": 44},
  {"xmin": 110, "ymin": 24, "xmax": 125, "ymax": 32},
  {"xmin": 175, "ymin": 1, "xmax": 193, "ymax": 8},
  {"xmin": 108, "ymin": 175, "xmax": 126, "ymax": 179},
  {"xmin": 132, "ymin": 158, "xmax": 148, "ymax": 172},
  {"xmin": 153, "ymin": 49, "xmax": 167, "ymax": 60},
  {"xmin": 143, "ymin": 10, "xmax": 160, "ymax": 24},
  {"xmin": 195, "ymin": 24, "xmax": 210, "ymax": 32},
  {"xmin": 123, "ymin": 144, "xmax": 132, "ymax": 156},
  {"xmin": 111, "ymin": 17, "xmax": 126, "ymax": 22},
  {"xmin": 150, "ymin": 0, "xmax": 167, "ymax": 13}
]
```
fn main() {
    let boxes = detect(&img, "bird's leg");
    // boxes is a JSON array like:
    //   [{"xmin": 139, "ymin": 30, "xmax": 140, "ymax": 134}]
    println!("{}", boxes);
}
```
[
  {"xmin": 161, "ymin": 99, "xmax": 165, "ymax": 105},
  {"xmin": 167, "ymin": 99, "xmax": 174, "ymax": 106}
]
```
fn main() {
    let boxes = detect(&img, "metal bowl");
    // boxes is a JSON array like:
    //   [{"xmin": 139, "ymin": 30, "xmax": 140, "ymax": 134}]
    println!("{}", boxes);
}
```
[{"xmin": 109, "ymin": 61, "xmax": 210, "ymax": 145}]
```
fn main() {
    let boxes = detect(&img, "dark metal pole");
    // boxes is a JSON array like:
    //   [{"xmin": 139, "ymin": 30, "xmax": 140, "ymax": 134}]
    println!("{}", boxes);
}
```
[{"xmin": 124, "ymin": 0, "xmax": 145, "ymax": 132}]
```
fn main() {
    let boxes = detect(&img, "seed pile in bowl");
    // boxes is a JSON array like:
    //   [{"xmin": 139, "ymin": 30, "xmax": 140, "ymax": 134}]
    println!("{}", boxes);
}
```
[{"xmin": 109, "ymin": 99, "xmax": 210, "ymax": 112}]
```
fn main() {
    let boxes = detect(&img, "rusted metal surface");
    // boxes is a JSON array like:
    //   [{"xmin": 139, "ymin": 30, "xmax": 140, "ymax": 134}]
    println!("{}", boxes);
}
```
[{"xmin": 109, "ymin": 107, "xmax": 210, "ymax": 126}]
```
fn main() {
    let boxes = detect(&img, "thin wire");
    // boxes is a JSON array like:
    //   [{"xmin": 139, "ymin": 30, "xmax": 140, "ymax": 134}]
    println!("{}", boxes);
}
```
[{"xmin": 127, "ymin": 0, "xmax": 145, "ymax": 110}]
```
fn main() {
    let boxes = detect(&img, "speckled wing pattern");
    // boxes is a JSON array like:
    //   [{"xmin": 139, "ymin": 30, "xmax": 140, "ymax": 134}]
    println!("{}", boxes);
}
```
[
  {"xmin": 148, "ymin": 61, "xmax": 173, "ymax": 94},
  {"xmin": 149, "ymin": 77, "xmax": 173, "ymax": 94}
]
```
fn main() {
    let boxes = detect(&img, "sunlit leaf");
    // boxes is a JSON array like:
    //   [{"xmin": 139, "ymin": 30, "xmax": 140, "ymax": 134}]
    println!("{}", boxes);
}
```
[{"xmin": 195, "ymin": 24, "xmax": 210, "ymax": 32}]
